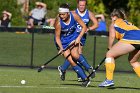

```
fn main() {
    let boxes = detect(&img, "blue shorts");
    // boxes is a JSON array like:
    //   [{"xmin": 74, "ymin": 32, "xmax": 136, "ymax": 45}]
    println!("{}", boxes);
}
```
[
  {"xmin": 76, "ymin": 32, "xmax": 87, "ymax": 46},
  {"xmin": 80, "ymin": 33, "xmax": 87, "ymax": 46}
]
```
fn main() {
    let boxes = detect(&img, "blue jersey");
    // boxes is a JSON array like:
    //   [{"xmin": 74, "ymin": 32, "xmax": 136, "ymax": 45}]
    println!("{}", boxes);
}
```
[
  {"xmin": 59, "ymin": 12, "xmax": 77, "ymax": 49},
  {"xmin": 75, "ymin": 9, "xmax": 90, "ymax": 32},
  {"xmin": 75, "ymin": 9, "xmax": 90, "ymax": 46}
]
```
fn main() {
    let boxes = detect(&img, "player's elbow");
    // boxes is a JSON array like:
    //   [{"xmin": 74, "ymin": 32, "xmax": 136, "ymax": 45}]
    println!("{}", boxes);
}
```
[{"xmin": 82, "ymin": 25, "xmax": 87, "ymax": 32}]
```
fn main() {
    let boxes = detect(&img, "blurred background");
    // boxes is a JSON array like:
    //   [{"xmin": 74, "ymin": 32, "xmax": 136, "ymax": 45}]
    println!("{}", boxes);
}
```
[{"xmin": 0, "ymin": 0, "xmax": 139, "ymax": 28}]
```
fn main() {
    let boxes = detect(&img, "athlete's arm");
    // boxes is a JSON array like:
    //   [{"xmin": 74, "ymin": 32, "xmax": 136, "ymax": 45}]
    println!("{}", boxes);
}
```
[
  {"xmin": 88, "ymin": 11, "xmax": 98, "ymax": 31},
  {"xmin": 72, "ymin": 12, "xmax": 87, "ymax": 44},
  {"xmin": 54, "ymin": 16, "xmax": 63, "ymax": 52},
  {"xmin": 108, "ymin": 20, "xmax": 116, "ymax": 50},
  {"xmin": 95, "ymin": 14, "xmax": 105, "ymax": 21}
]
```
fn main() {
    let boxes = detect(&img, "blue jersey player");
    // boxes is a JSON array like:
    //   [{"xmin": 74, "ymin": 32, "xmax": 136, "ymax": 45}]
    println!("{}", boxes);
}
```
[
  {"xmin": 58, "ymin": 0, "xmax": 98, "ymax": 81},
  {"xmin": 54, "ymin": 3, "xmax": 90, "ymax": 87}
]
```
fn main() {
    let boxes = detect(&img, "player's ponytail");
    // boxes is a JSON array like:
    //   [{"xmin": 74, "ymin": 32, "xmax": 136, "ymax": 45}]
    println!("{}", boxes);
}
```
[{"xmin": 111, "ymin": 9, "xmax": 126, "ymax": 20}]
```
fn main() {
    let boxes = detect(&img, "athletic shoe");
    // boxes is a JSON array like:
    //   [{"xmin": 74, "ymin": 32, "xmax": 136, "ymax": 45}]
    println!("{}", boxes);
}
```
[
  {"xmin": 88, "ymin": 67, "xmax": 95, "ymax": 78},
  {"xmin": 98, "ymin": 79, "xmax": 114, "ymax": 87},
  {"xmin": 58, "ymin": 66, "xmax": 66, "ymax": 81},
  {"xmin": 81, "ymin": 79, "xmax": 90, "ymax": 87},
  {"xmin": 77, "ymin": 78, "xmax": 83, "ymax": 82}
]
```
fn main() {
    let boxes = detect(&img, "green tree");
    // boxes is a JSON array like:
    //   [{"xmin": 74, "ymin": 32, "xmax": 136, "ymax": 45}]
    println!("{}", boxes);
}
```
[
  {"xmin": 87, "ymin": 0, "xmax": 106, "ymax": 14},
  {"xmin": 127, "ymin": 0, "xmax": 140, "ymax": 27}
]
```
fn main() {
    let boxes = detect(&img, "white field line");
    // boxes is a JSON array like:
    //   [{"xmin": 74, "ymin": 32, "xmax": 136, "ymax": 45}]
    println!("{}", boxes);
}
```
[{"xmin": 0, "ymin": 86, "xmax": 139, "ymax": 91}]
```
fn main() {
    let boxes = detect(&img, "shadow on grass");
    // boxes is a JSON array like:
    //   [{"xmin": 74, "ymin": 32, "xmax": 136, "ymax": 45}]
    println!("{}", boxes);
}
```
[
  {"xmin": 61, "ymin": 83, "xmax": 96, "ymax": 87},
  {"xmin": 107, "ymin": 86, "xmax": 140, "ymax": 90},
  {"xmin": 67, "ymin": 79, "xmax": 102, "ymax": 82},
  {"xmin": 61, "ymin": 83, "xmax": 81, "ymax": 86}
]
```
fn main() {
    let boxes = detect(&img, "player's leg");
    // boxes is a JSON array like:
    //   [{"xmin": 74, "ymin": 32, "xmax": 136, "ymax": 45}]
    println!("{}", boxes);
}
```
[
  {"xmin": 76, "ymin": 61, "xmax": 84, "ymax": 82},
  {"xmin": 58, "ymin": 59, "xmax": 85, "ymax": 81},
  {"xmin": 99, "ymin": 41, "xmax": 135, "ymax": 87},
  {"xmin": 70, "ymin": 44, "xmax": 90, "ymax": 87},
  {"xmin": 78, "ymin": 41, "xmax": 94, "ymax": 78},
  {"xmin": 58, "ymin": 59, "xmax": 70, "ymax": 81},
  {"xmin": 78, "ymin": 46, "xmax": 91, "ymax": 70},
  {"xmin": 129, "ymin": 49, "xmax": 140, "ymax": 77}
]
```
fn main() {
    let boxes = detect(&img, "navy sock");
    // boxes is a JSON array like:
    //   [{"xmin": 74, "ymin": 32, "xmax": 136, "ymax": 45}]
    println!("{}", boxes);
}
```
[
  {"xmin": 61, "ymin": 59, "xmax": 70, "ymax": 71},
  {"xmin": 77, "ymin": 62, "xmax": 82, "ymax": 78},
  {"xmin": 73, "ymin": 65, "xmax": 87, "ymax": 80},
  {"xmin": 78, "ymin": 54, "xmax": 91, "ymax": 71}
]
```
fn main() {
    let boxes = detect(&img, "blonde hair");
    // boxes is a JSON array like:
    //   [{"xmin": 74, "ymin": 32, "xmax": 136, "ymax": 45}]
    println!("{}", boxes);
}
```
[{"xmin": 111, "ymin": 9, "xmax": 126, "ymax": 20}]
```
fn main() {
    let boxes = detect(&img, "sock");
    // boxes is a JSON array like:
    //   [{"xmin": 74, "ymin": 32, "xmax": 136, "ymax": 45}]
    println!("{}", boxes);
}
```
[
  {"xmin": 73, "ymin": 65, "xmax": 87, "ymax": 80},
  {"xmin": 133, "ymin": 66, "xmax": 140, "ymax": 77},
  {"xmin": 61, "ymin": 59, "xmax": 70, "ymax": 71},
  {"xmin": 105, "ymin": 58, "xmax": 115, "ymax": 80},
  {"xmin": 77, "ymin": 62, "xmax": 83, "ymax": 78},
  {"xmin": 78, "ymin": 54, "xmax": 91, "ymax": 71}
]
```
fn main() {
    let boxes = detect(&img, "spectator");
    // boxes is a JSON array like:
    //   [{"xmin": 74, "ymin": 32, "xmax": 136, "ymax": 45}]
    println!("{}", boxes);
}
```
[
  {"xmin": 45, "ymin": 18, "xmax": 55, "ymax": 27},
  {"xmin": 0, "ymin": 10, "xmax": 12, "ymax": 27},
  {"xmin": 27, "ymin": 2, "xmax": 47, "ymax": 28},
  {"xmin": 17, "ymin": 0, "xmax": 29, "ymax": 14},
  {"xmin": 42, "ymin": 18, "xmax": 55, "ymax": 29},
  {"xmin": 95, "ymin": 14, "xmax": 107, "ymax": 32}
]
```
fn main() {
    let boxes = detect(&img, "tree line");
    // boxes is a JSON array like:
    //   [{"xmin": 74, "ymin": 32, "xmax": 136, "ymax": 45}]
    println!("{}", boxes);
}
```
[{"xmin": 0, "ymin": 0, "xmax": 139, "ymax": 27}]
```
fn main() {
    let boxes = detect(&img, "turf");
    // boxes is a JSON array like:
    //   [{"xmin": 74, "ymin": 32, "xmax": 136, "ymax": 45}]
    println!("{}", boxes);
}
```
[
  {"xmin": 0, "ymin": 32, "xmax": 133, "ymax": 72},
  {"xmin": 0, "ymin": 67, "xmax": 140, "ymax": 93}
]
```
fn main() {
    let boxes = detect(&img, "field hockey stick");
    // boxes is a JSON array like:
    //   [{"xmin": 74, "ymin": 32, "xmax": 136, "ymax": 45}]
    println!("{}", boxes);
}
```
[
  {"xmin": 38, "ymin": 42, "xmax": 75, "ymax": 72},
  {"xmin": 87, "ymin": 57, "xmax": 106, "ymax": 79}
]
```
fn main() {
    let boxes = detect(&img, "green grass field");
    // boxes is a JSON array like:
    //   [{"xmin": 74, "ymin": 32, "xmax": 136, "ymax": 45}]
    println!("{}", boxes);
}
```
[
  {"xmin": 0, "ymin": 67, "xmax": 140, "ymax": 93},
  {"xmin": 0, "ymin": 32, "xmax": 132, "ymax": 72},
  {"xmin": 0, "ymin": 32, "xmax": 139, "ymax": 92}
]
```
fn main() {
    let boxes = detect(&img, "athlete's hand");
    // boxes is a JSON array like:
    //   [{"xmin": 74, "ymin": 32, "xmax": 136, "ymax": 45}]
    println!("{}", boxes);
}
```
[
  {"xmin": 86, "ymin": 27, "xmax": 90, "ymax": 32},
  {"xmin": 58, "ymin": 47, "xmax": 64, "ymax": 55},
  {"xmin": 75, "ymin": 37, "xmax": 81, "ymax": 45}
]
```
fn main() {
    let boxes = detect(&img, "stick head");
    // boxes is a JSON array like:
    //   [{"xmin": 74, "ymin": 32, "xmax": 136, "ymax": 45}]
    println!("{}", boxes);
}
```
[{"xmin": 37, "ymin": 66, "xmax": 45, "ymax": 72}]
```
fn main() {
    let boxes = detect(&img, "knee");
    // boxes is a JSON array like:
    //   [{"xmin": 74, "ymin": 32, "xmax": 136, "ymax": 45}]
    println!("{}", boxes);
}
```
[
  {"xmin": 106, "ymin": 51, "xmax": 113, "ymax": 58},
  {"xmin": 71, "ymin": 53, "xmax": 79, "ymax": 60}
]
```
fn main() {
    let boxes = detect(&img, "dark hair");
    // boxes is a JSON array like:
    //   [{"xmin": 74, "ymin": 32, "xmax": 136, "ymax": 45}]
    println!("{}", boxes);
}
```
[
  {"xmin": 60, "ymin": 3, "xmax": 70, "ymax": 9},
  {"xmin": 77, "ymin": 0, "xmax": 87, "ymax": 5},
  {"xmin": 111, "ymin": 9, "xmax": 126, "ymax": 20}
]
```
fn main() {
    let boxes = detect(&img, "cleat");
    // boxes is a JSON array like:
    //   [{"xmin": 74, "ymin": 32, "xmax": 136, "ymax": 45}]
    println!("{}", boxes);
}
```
[
  {"xmin": 58, "ymin": 66, "xmax": 66, "ymax": 81},
  {"xmin": 98, "ymin": 79, "xmax": 114, "ymax": 87},
  {"xmin": 77, "ymin": 78, "xmax": 83, "ymax": 82},
  {"xmin": 81, "ymin": 79, "xmax": 90, "ymax": 87},
  {"xmin": 88, "ymin": 67, "xmax": 95, "ymax": 78}
]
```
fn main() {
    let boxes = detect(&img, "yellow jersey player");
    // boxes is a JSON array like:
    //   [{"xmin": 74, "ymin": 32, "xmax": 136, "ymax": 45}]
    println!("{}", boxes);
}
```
[{"xmin": 99, "ymin": 9, "xmax": 140, "ymax": 87}]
